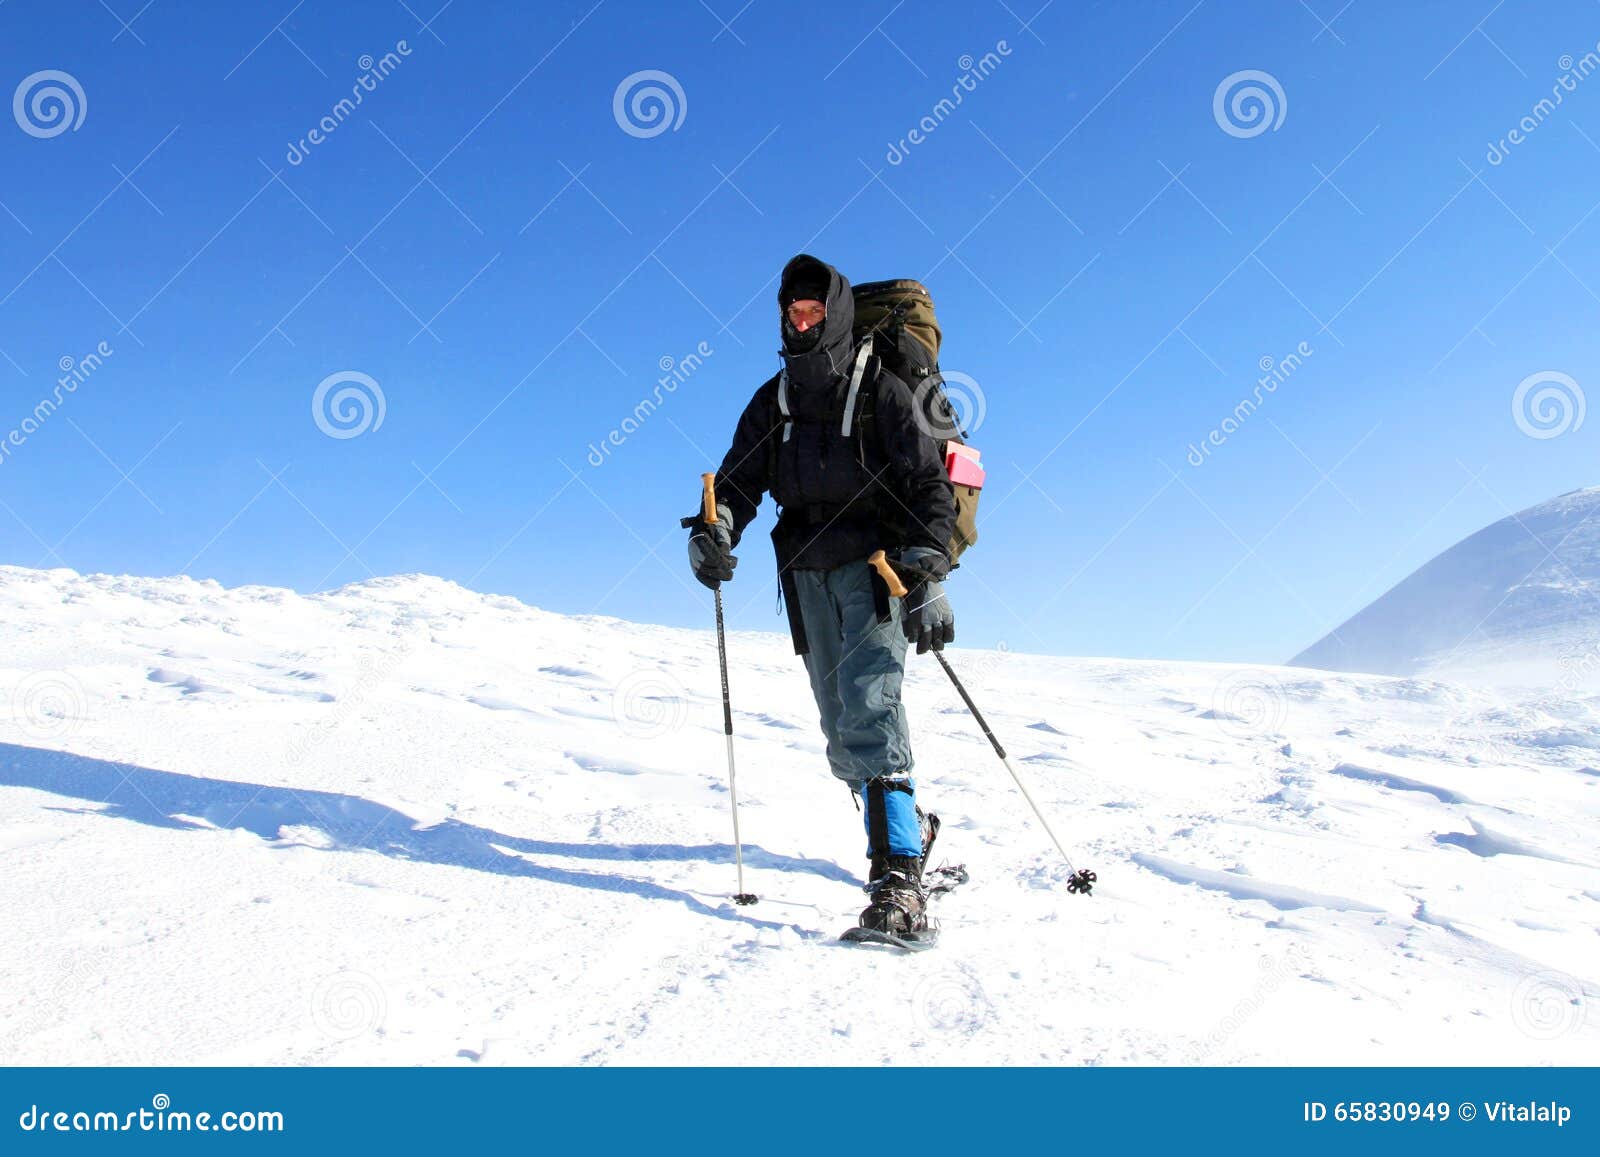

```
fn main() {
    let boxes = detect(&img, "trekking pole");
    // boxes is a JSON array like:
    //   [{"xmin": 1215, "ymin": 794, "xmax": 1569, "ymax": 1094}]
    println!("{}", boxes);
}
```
[
  {"xmin": 868, "ymin": 550, "xmax": 1097, "ymax": 896},
  {"xmin": 704, "ymin": 474, "xmax": 758, "ymax": 906}
]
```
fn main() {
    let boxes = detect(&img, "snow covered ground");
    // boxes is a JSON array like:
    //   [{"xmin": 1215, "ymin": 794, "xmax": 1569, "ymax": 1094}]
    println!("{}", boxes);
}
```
[{"xmin": 1, "ymin": 564, "xmax": 1595, "ymax": 1066}]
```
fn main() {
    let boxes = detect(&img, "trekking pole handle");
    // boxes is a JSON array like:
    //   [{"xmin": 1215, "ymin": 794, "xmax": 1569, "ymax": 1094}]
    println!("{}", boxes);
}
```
[
  {"xmin": 868, "ymin": 549, "xmax": 909, "ymax": 598},
  {"xmin": 701, "ymin": 473, "xmax": 719, "ymax": 524}
]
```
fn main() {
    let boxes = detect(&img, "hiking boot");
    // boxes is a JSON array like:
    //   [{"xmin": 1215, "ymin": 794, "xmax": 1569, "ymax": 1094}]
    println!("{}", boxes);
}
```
[{"xmin": 859, "ymin": 854, "xmax": 928, "ymax": 934}]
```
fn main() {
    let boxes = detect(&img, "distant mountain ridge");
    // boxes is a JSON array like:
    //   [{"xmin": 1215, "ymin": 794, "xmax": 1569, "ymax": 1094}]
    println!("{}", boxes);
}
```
[{"xmin": 1291, "ymin": 487, "xmax": 1600, "ymax": 686}]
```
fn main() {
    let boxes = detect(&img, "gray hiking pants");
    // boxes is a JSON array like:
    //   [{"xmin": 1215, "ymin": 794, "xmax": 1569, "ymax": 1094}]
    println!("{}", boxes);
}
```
[{"xmin": 791, "ymin": 560, "xmax": 913, "ymax": 786}]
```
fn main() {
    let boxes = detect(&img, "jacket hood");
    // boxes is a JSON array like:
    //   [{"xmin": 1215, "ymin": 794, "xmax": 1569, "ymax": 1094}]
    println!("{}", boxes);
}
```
[{"xmin": 778, "ymin": 253, "xmax": 855, "ymax": 390}]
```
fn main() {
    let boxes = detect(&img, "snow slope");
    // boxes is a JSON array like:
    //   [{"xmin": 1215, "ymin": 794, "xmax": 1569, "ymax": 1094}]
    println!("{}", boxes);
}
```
[
  {"xmin": 1, "ymin": 564, "xmax": 1594, "ymax": 1066},
  {"xmin": 1292, "ymin": 487, "xmax": 1600, "ymax": 688}
]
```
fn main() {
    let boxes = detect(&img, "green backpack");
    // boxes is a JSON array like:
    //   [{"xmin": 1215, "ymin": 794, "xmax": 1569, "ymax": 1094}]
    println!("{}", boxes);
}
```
[{"xmin": 852, "ymin": 279, "xmax": 981, "ymax": 564}]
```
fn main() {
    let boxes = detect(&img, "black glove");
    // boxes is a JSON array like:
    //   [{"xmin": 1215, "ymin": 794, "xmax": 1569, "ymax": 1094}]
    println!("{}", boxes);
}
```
[
  {"xmin": 895, "ymin": 546, "xmax": 954, "ymax": 654},
  {"xmin": 682, "ymin": 503, "xmax": 736, "ymax": 590},
  {"xmin": 901, "ymin": 576, "xmax": 955, "ymax": 654}
]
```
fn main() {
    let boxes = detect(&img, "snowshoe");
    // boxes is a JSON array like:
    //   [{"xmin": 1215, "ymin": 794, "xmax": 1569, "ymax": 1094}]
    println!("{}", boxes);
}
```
[{"xmin": 842, "ymin": 854, "xmax": 933, "ymax": 947}]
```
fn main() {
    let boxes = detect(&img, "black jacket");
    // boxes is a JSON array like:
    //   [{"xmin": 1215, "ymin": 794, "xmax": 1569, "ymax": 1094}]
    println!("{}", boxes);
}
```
[{"xmin": 712, "ymin": 255, "xmax": 956, "ymax": 573}]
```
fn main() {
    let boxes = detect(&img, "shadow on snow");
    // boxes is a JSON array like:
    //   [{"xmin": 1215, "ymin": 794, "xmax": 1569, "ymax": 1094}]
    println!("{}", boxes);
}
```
[{"xmin": 0, "ymin": 742, "xmax": 854, "ymax": 930}]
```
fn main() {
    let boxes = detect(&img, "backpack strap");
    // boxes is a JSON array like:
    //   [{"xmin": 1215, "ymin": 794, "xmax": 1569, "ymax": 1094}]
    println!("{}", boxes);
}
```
[
  {"xmin": 777, "ymin": 369, "xmax": 792, "ymax": 443},
  {"xmin": 840, "ymin": 336, "xmax": 873, "ymax": 438}
]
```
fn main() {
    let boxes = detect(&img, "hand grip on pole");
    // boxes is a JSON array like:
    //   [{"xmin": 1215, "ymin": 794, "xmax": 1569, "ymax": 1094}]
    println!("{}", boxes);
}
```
[
  {"xmin": 867, "ymin": 549, "xmax": 909, "ymax": 598},
  {"xmin": 702, "ymin": 473, "xmax": 719, "ymax": 524}
]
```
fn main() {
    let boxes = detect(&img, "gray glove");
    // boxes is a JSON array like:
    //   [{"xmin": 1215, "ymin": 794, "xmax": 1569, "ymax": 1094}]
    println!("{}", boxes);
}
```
[
  {"xmin": 896, "ymin": 547, "xmax": 954, "ymax": 654},
  {"xmin": 684, "ymin": 503, "xmax": 736, "ymax": 590}
]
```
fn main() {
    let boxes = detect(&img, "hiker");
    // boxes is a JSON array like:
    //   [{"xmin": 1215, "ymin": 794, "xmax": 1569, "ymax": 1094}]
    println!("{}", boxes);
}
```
[{"xmin": 685, "ymin": 253, "xmax": 957, "ymax": 937}]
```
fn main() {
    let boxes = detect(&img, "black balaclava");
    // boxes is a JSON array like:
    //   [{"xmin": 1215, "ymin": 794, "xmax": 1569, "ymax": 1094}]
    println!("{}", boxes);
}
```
[{"xmin": 777, "ymin": 253, "xmax": 855, "ymax": 392}]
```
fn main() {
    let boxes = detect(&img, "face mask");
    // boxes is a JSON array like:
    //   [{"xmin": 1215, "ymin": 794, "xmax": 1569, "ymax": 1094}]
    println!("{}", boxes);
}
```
[{"xmin": 782, "ymin": 313, "xmax": 823, "ymax": 353}]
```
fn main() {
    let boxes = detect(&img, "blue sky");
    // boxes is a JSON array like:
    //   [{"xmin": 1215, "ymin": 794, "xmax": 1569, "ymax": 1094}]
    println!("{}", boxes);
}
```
[{"xmin": 1, "ymin": 0, "xmax": 1597, "ymax": 663}]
